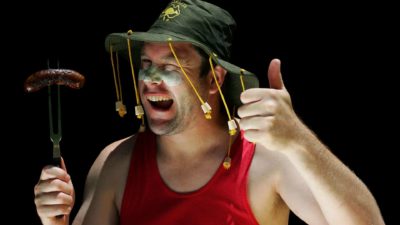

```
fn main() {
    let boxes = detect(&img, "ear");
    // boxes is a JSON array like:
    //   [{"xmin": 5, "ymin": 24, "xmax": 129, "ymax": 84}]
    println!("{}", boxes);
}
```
[{"xmin": 209, "ymin": 65, "xmax": 227, "ymax": 95}]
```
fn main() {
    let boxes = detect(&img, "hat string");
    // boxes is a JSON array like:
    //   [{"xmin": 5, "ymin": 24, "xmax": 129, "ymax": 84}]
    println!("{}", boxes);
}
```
[
  {"xmin": 208, "ymin": 56, "xmax": 240, "ymax": 170},
  {"xmin": 168, "ymin": 39, "xmax": 212, "ymax": 120},
  {"xmin": 127, "ymin": 31, "xmax": 146, "ymax": 132},
  {"xmin": 208, "ymin": 56, "xmax": 237, "ymax": 136},
  {"xmin": 126, "ymin": 37, "xmax": 143, "ymax": 119},
  {"xmin": 224, "ymin": 106, "xmax": 237, "ymax": 170},
  {"xmin": 239, "ymin": 69, "xmax": 246, "ymax": 92},
  {"xmin": 109, "ymin": 45, "xmax": 127, "ymax": 117}
]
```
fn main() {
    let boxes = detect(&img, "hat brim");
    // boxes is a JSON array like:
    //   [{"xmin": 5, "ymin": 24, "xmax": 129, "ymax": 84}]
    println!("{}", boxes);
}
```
[{"xmin": 105, "ymin": 32, "xmax": 259, "ymax": 107}]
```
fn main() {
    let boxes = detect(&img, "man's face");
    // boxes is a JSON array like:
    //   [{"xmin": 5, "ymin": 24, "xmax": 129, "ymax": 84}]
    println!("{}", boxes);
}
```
[{"xmin": 139, "ymin": 42, "xmax": 208, "ymax": 135}]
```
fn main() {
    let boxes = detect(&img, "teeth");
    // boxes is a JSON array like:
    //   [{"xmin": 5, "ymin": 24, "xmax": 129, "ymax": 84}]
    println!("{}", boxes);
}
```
[{"xmin": 147, "ymin": 96, "xmax": 172, "ymax": 102}]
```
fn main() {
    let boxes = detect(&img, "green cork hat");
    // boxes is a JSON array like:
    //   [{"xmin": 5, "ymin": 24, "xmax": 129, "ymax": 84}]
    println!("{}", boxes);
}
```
[{"xmin": 105, "ymin": 0, "xmax": 259, "ymax": 107}]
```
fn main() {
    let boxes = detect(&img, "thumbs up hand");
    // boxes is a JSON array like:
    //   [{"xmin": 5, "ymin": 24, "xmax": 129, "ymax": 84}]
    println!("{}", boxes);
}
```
[{"xmin": 238, "ymin": 59, "xmax": 306, "ymax": 152}]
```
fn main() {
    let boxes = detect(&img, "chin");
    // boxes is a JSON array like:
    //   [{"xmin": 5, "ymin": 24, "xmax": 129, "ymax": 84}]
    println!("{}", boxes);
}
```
[{"xmin": 147, "ymin": 118, "xmax": 180, "ymax": 136}]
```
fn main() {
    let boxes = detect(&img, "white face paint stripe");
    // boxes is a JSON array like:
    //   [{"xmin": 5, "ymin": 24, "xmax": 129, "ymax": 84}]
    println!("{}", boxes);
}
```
[{"xmin": 139, "ymin": 66, "xmax": 183, "ymax": 86}]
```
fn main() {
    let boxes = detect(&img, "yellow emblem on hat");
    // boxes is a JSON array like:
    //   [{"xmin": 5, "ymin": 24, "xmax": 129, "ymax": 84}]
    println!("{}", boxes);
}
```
[{"xmin": 160, "ymin": 0, "xmax": 187, "ymax": 21}]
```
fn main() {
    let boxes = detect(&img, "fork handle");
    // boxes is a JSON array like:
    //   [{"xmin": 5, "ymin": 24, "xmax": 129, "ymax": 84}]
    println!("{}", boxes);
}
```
[
  {"xmin": 52, "ymin": 142, "xmax": 61, "ymax": 167},
  {"xmin": 53, "ymin": 156, "xmax": 61, "ymax": 167}
]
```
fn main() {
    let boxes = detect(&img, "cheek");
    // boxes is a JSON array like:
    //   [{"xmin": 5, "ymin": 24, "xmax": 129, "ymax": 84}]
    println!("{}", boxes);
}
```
[
  {"xmin": 138, "ymin": 81, "xmax": 146, "ymax": 98},
  {"xmin": 138, "ymin": 80, "xmax": 144, "ymax": 90},
  {"xmin": 162, "ymin": 73, "xmax": 183, "ymax": 86},
  {"xmin": 138, "ymin": 70, "xmax": 183, "ymax": 87},
  {"xmin": 171, "ymin": 85, "xmax": 192, "ymax": 105}
]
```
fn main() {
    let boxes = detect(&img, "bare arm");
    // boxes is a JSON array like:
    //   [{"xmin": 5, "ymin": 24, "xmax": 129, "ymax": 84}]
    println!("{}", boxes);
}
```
[
  {"xmin": 281, "ymin": 129, "xmax": 384, "ymax": 225},
  {"xmin": 239, "ymin": 59, "xmax": 384, "ymax": 225},
  {"xmin": 72, "ymin": 135, "xmax": 136, "ymax": 225}
]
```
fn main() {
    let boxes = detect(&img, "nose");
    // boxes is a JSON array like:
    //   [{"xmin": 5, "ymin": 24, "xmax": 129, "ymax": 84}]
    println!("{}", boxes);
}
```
[
  {"xmin": 144, "ymin": 66, "xmax": 162, "ymax": 85},
  {"xmin": 148, "ymin": 73, "xmax": 162, "ymax": 85}
]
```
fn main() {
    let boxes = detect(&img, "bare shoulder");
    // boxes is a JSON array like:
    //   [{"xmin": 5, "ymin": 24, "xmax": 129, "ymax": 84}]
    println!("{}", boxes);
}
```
[
  {"xmin": 83, "ymin": 134, "xmax": 138, "ymax": 198},
  {"xmin": 101, "ymin": 134, "xmax": 138, "ymax": 168},
  {"xmin": 73, "ymin": 134, "xmax": 138, "ymax": 224},
  {"xmin": 89, "ymin": 134, "xmax": 137, "ymax": 176}
]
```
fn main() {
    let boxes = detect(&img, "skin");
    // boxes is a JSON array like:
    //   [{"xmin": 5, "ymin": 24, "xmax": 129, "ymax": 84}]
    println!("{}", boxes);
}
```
[
  {"xmin": 34, "ymin": 42, "xmax": 385, "ymax": 225},
  {"xmin": 138, "ymin": 65, "xmax": 183, "ymax": 86}
]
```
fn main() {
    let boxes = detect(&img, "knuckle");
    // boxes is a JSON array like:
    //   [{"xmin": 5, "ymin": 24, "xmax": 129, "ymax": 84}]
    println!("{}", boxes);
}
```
[
  {"xmin": 66, "ymin": 183, "xmax": 74, "ymax": 195},
  {"xmin": 238, "ymin": 118, "xmax": 249, "ymax": 130},
  {"xmin": 240, "ymin": 90, "xmax": 248, "ymax": 100},
  {"xmin": 36, "ymin": 207, "xmax": 43, "ymax": 215},
  {"xmin": 261, "ymin": 99, "xmax": 277, "ymax": 113},
  {"xmin": 41, "ymin": 166, "xmax": 54, "ymax": 179},
  {"xmin": 36, "ymin": 206, "xmax": 47, "ymax": 215},
  {"xmin": 50, "ymin": 179, "xmax": 64, "ymax": 191},
  {"xmin": 237, "ymin": 106, "xmax": 245, "ymax": 118},
  {"xmin": 59, "ymin": 206, "xmax": 72, "ymax": 215},
  {"xmin": 34, "ymin": 184, "xmax": 40, "ymax": 195},
  {"xmin": 34, "ymin": 196, "xmax": 41, "ymax": 206},
  {"xmin": 58, "ymin": 192, "xmax": 73, "ymax": 205},
  {"xmin": 265, "ymin": 89, "xmax": 276, "ymax": 99},
  {"xmin": 66, "ymin": 195, "xmax": 74, "ymax": 205},
  {"xmin": 261, "ymin": 117, "xmax": 274, "ymax": 130},
  {"xmin": 266, "ymin": 100, "xmax": 278, "ymax": 111},
  {"xmin": 42, "ymin": 165, "xmax": 53, "ymax": 173}
]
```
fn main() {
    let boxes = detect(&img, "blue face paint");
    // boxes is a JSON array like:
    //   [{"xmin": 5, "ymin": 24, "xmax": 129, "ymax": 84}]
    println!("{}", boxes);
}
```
[{"xmin": 139, "ymin": 65, "xmax": 183, "ymax": 86}]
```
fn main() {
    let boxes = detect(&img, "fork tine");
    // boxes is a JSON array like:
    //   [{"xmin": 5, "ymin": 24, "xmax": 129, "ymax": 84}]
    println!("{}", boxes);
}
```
[
  {"xmin": 53, "ymin": 85, "xmax": 62, "ymax": 166},
  {"xmin": 57, "ymin": 85, "xmax": 62, "ymax": 138},
  {"xmin": 48, "ymin": 85, "xmax": 54, "ymax": 138},
  {"xmin": 47, "ymin": 58, "xmax": 62, "ymax": 166},
  {"xmin": 50, "ymin": 85, "xmax": 62, "ymax": 166}
]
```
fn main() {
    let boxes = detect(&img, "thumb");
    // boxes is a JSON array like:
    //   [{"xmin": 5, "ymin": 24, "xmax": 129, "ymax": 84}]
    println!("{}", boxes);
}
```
[
  {"xmin": 268, "ymin": 58, "xmax": 285, "ymax": 89},
  {"xmin": 60, "ymin": 157, "xmax": 68, "ymax": 172}
]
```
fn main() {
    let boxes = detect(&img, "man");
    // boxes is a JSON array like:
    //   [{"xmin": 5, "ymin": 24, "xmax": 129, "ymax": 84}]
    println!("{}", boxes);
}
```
[{"xmin": 34, "ymin": 0, "xmax": 385, "ymax": 224}]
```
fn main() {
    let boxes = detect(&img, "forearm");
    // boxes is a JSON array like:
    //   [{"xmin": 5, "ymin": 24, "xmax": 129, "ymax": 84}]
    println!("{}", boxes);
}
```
[{"xmin": 285, "ymin": 127, "xmax": 385, "ymax": 225}]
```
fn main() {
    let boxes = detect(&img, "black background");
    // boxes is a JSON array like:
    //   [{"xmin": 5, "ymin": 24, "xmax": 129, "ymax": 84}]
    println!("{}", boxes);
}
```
[{"xmin": 3, "ymin": 1, "xmax": 396, "ymax": 224}]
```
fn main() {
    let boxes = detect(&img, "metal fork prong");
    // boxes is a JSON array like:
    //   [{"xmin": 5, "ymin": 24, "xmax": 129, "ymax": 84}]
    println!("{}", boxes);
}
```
[
  {"xmin": 48, "ymin": 84, "xmax": 62, "ymax": 166},
  {"xmin": 47, "ymin": 59, "xmax": 62, "ymax": 166},
  {"xmin": 57, "ymin": 85, "xmax": 62, "ymax": 138},
  {"xmin": 48, "ymin": 85, "xmax": 54, "ymax": 139}
]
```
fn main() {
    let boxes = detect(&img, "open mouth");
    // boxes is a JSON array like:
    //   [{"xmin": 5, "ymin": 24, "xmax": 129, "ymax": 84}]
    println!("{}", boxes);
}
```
[{"xmin": 147, "ymin": 96, "xmax": 173, "ymax": 111}]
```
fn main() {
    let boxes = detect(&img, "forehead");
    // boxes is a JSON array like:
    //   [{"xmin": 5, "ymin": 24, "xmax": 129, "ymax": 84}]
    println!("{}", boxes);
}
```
[{"xmin": 141, "ymin": 42, "xmax": 199, "ymax": 59}]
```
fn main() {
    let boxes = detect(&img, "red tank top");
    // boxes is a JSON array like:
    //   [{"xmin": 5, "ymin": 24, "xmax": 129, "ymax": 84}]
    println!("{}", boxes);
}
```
[{"xmin": 120, "ymin": 131, "xmax": 258, "ymax": 225}]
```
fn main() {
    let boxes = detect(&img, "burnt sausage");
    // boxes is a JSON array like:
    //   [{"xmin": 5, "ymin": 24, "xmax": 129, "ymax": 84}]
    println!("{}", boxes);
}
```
[{"xmin": 24, "ymin": 69, "xmax": 85, "ymax": 93}]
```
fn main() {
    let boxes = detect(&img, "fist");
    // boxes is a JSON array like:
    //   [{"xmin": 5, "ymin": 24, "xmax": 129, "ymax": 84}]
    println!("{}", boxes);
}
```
[
  {"xmin": 34, "ymin": 159, "xmax": 75, "ymax": 225},
  {"xmin": 238, "ymin": 59, "xmax": 304, "ymax": 151}
]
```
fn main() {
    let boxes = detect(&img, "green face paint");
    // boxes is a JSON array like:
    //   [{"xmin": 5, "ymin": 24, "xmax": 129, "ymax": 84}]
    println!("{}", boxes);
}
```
[{"xmin": 139, "ymin": 65, "xmax": 183, "ymax": 86}]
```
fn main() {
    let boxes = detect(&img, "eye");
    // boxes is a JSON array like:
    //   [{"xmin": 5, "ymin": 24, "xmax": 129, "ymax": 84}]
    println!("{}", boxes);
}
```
[
  {"xmin": 141, "ymin": 59, "xmax": 152, "ymax": 70},
  {"xmin": 164, "ymin": 64, "xmax": 179, "ymax": 72}
]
